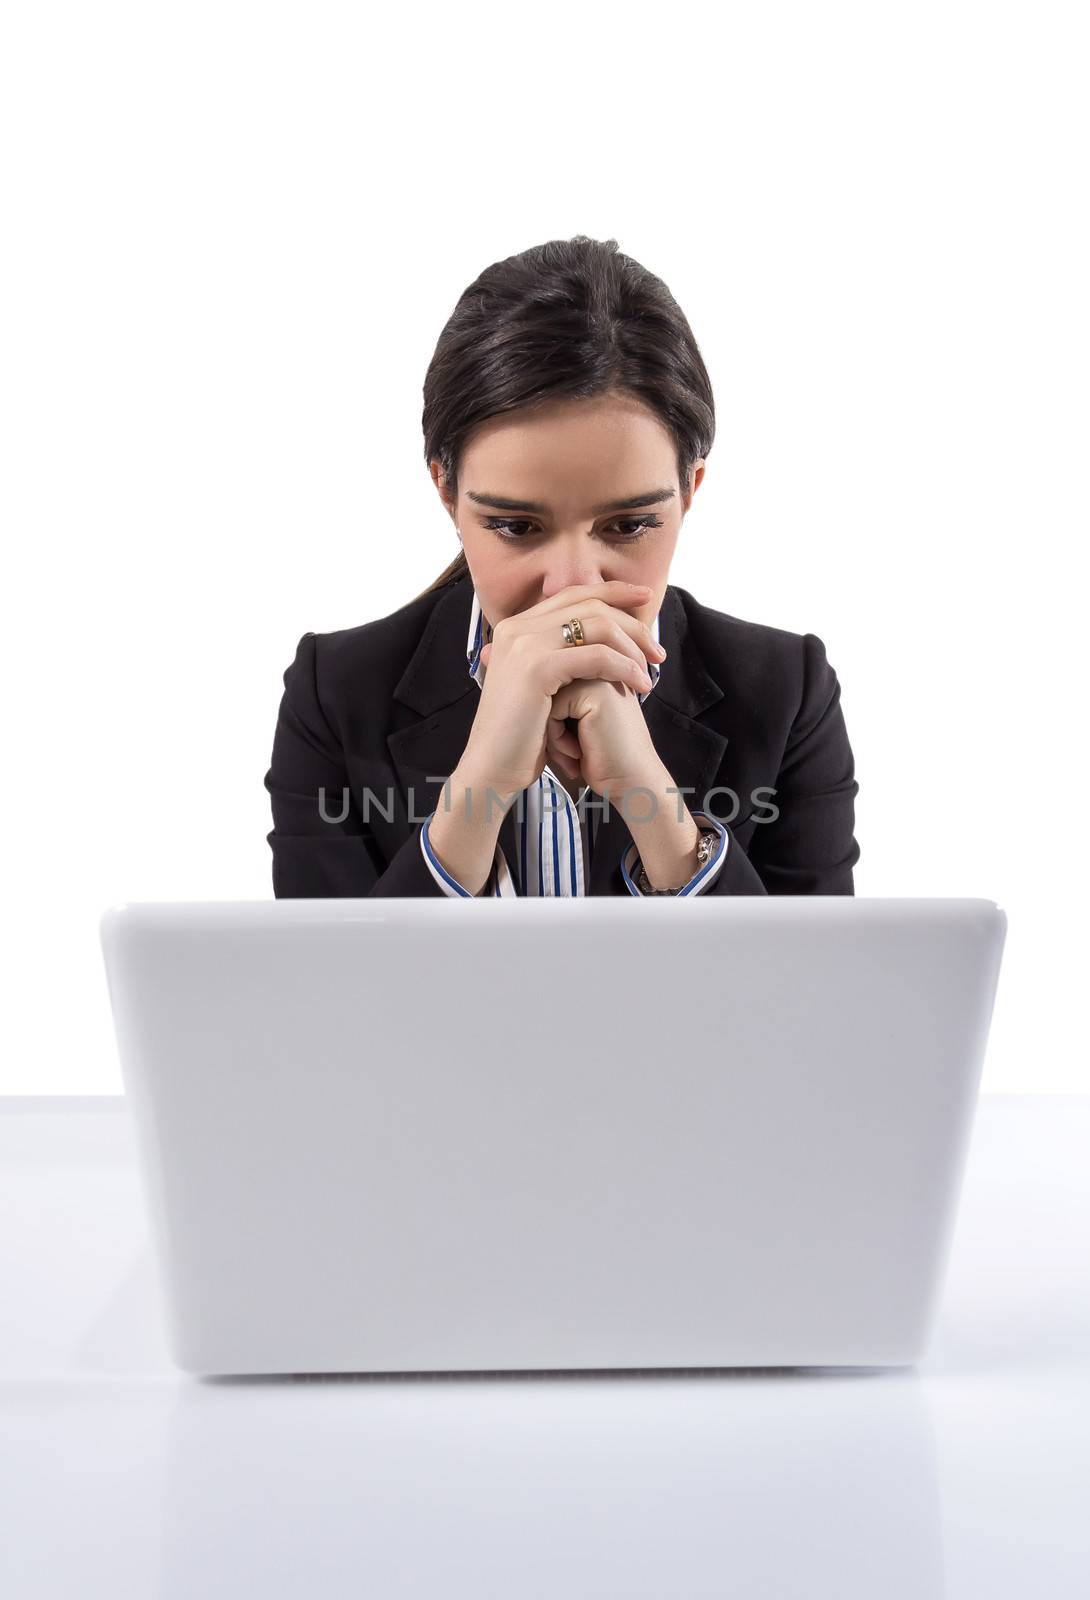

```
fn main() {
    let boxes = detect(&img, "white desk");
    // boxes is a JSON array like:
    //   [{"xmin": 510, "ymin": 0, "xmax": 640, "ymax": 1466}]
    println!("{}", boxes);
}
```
[{"xmin": 1, "ymin": 1095, "xmax": 1087, "ymax": 1598}]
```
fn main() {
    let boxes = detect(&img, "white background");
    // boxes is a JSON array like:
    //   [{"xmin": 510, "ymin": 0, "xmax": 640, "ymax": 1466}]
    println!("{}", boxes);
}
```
[{"xmin": 1, "ymin": 1, "xmax": 1085, "ymax": 1093}]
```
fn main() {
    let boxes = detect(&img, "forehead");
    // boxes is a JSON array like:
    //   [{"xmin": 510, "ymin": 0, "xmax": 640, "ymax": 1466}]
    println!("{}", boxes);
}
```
[{"xmin": 461, "ymin": 393, "xmax": 677, "ymax": 492}]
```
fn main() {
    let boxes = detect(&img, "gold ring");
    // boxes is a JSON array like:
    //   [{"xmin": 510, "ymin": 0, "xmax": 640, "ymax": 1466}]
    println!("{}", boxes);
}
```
[{"xmin": 562, "ymin": 617, "xmax": 585, "ymax": 647}]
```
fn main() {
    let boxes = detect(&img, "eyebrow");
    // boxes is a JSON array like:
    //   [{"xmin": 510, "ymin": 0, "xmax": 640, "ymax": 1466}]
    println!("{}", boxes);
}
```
[{"xmin": 465, "ymin": 487, "xmax": 678, "ymax": 516}]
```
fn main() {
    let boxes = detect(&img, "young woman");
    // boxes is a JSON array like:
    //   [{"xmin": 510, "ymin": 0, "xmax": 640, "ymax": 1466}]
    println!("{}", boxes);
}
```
[{"xmin": 264, "ymin": 235, "xmax": 860, "ymax": 898}]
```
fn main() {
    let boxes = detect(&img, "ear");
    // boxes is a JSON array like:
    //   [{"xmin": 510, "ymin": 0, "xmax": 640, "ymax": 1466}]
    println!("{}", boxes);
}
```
[
  {"xmin": 684, "ymin": 459, "xmax": 706, "ymax": 511},
  {"xmin": 429, "ymin": 459, "xmax": 458, "ymax": 524}
]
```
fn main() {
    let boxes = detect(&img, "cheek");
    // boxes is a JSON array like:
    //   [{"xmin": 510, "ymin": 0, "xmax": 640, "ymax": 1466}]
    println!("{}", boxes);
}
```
[
  {"xmin": 486, "ymin": 577, "xmax": 524, "ymax": 625},
  {"xmin": 630, "ymin": 526, "xmax": 675, "ymax": 569},
  {"xmin": 461, "ymin": 538, "xmax": 514, "ymax": 617},
  {"xmin": 630, "ymin": 549, "xmax": 672, "ymax": 600}
]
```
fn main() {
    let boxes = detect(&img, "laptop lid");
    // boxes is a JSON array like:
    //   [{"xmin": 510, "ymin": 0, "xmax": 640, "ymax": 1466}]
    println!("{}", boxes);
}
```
[{"xmin": 99, "ymin": 896, "xmax": 1007, "ymax": 1376}]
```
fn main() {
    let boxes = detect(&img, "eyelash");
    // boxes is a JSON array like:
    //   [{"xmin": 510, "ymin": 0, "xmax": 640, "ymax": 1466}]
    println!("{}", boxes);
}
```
[{"xmin": 481, "ymin": 514, "xmax": 664, "ymax": 544}]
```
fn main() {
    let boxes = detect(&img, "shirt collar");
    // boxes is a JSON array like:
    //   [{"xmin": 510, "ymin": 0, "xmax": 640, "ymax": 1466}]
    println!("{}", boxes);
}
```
[{"xmin": 466, "ymin": 584, "xmax": 662, "ymax": 702}]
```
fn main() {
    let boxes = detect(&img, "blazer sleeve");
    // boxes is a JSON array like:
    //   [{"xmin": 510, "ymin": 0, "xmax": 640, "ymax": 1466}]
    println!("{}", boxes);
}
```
[
  {"xmin": 263, "ymin": 631, "xmax": 450, "ymax": 898},
  {"xmin": 703, "ymin": 631, "xmax": 860, "ymax": 896}
]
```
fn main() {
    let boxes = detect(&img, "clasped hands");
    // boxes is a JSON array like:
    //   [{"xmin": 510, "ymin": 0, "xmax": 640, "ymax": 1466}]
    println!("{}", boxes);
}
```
[{"xmin": 477, "ymin": 636, "xmax": 666, "ymax": 807}]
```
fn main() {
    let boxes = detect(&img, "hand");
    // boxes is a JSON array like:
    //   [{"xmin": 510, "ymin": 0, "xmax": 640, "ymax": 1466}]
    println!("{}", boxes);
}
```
[
  {"xmin": 457, "ymin": 581, "xmax": 662, "ymax": 799},
  {"xmin": 548, "ymin": 676, "xmax": 665, "ymax": 803},
  {"xmin": 540, "ymin": 681, "xmax": 704, "ymax": 892},
  {"xmin": 476, "ymin": 647, "xmax": 662, "ymax": 800}
]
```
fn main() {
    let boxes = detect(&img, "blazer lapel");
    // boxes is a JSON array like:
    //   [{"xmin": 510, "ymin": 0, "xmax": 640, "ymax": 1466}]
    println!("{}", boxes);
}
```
[{"xmin": 386, "ymin": 577, "xmax": 729, "ymax": 896}]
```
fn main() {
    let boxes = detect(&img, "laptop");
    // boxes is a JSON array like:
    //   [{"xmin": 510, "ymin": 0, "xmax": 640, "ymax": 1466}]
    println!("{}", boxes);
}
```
[{"xmin": 98, "ymin": 896, "xmax": 1006, "ymax": 1377}]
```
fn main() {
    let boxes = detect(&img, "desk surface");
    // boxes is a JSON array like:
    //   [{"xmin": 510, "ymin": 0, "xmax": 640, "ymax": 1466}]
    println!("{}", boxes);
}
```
[{"xmin": 1, "ymin": 1094, "xmax": 1087, "ymax": 1599}]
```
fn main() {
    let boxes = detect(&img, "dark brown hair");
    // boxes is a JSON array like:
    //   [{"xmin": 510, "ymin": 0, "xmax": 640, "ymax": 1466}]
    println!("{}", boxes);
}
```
[{"xmin": 415, "ymin": 234, "xmax": 715, "ymax": 600}]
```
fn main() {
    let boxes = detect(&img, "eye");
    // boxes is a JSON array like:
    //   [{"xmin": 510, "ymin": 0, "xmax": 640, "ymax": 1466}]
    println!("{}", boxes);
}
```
[
  {"xmin": 605, "ymin": 516, "xmax": 664, "ymax": 540},
  {"xmin": 481, "ymin": 518, "xmax": 538, "ymax": 541},
  {"xmin": 481, "ymin": 515, "xmax": 664, "ymax": 543}
]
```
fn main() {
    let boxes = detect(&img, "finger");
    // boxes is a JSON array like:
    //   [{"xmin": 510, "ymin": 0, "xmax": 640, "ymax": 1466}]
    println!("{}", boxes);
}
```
[
  {"xmin": 519, "ymin": 581, "xmax": 653, "ymax": 624},
  {"xmin": 545, "ymin": 732, "xmax": 583, "ymax": 782},
  {"xmin": 483, "ymin": 620, "xmax": 655, "ymax": 688},
  {"xmin": 547, "ymin": 714, "xmax": 582, "ymax": 760},
  {"xmin": 488, "ymin": 593, "xmax": 662, "ymax": 671},
  {"xmin": 600, "ymin": 614, "xmax": 664, "ymax": 672},
  {"xmin": 531, "ymin": 605, "xmax": 663, "ymax": 671},
  {"xmin": 548, "ymin": 746, "xmax": 581, "ymax": 782},
  {"xmin": 539, "ymin": 643, "xmax": 653, "ymax": 697}
]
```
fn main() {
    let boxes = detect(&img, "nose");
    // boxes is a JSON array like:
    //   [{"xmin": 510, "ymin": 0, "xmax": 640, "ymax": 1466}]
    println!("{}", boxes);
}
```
[{"xmin": 537, "ymin": 534, "xmax": 610, "ymax": 601}]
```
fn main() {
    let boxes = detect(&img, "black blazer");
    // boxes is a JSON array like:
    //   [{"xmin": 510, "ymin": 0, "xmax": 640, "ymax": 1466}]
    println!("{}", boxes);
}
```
[{"xmin": 264, "ymin": 573, "xmax": 860, "ymax": 898}]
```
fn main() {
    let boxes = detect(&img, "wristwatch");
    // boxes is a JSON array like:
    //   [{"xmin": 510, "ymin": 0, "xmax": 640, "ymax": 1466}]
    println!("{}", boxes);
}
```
[{"xmin": 635, "ymin": 826, "xmax": 719, "ymax": 895}]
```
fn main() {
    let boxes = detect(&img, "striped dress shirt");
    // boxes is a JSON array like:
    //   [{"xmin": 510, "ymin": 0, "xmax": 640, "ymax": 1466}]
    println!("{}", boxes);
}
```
[{"xmin": 419, "ymin": 586, "xmax": 729, "ymax": 897}]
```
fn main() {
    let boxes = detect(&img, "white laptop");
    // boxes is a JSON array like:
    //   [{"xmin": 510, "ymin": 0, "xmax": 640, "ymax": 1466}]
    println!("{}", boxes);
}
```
[{"xmin": 98, "ymin": 896, "xmax": 1006, "ymax": 1377}]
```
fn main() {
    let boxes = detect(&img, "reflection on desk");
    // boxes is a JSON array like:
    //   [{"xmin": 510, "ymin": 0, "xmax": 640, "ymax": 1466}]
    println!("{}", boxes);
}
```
[{"xmin": 0, "ymin": 1095, "xmax": 1087, "ymax": 1599}]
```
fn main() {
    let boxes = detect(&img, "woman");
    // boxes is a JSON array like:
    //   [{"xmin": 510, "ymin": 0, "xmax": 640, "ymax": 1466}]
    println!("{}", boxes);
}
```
[{"xmin": 264, "ymin": 235, "xmax": 860, "ymax": 898}]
